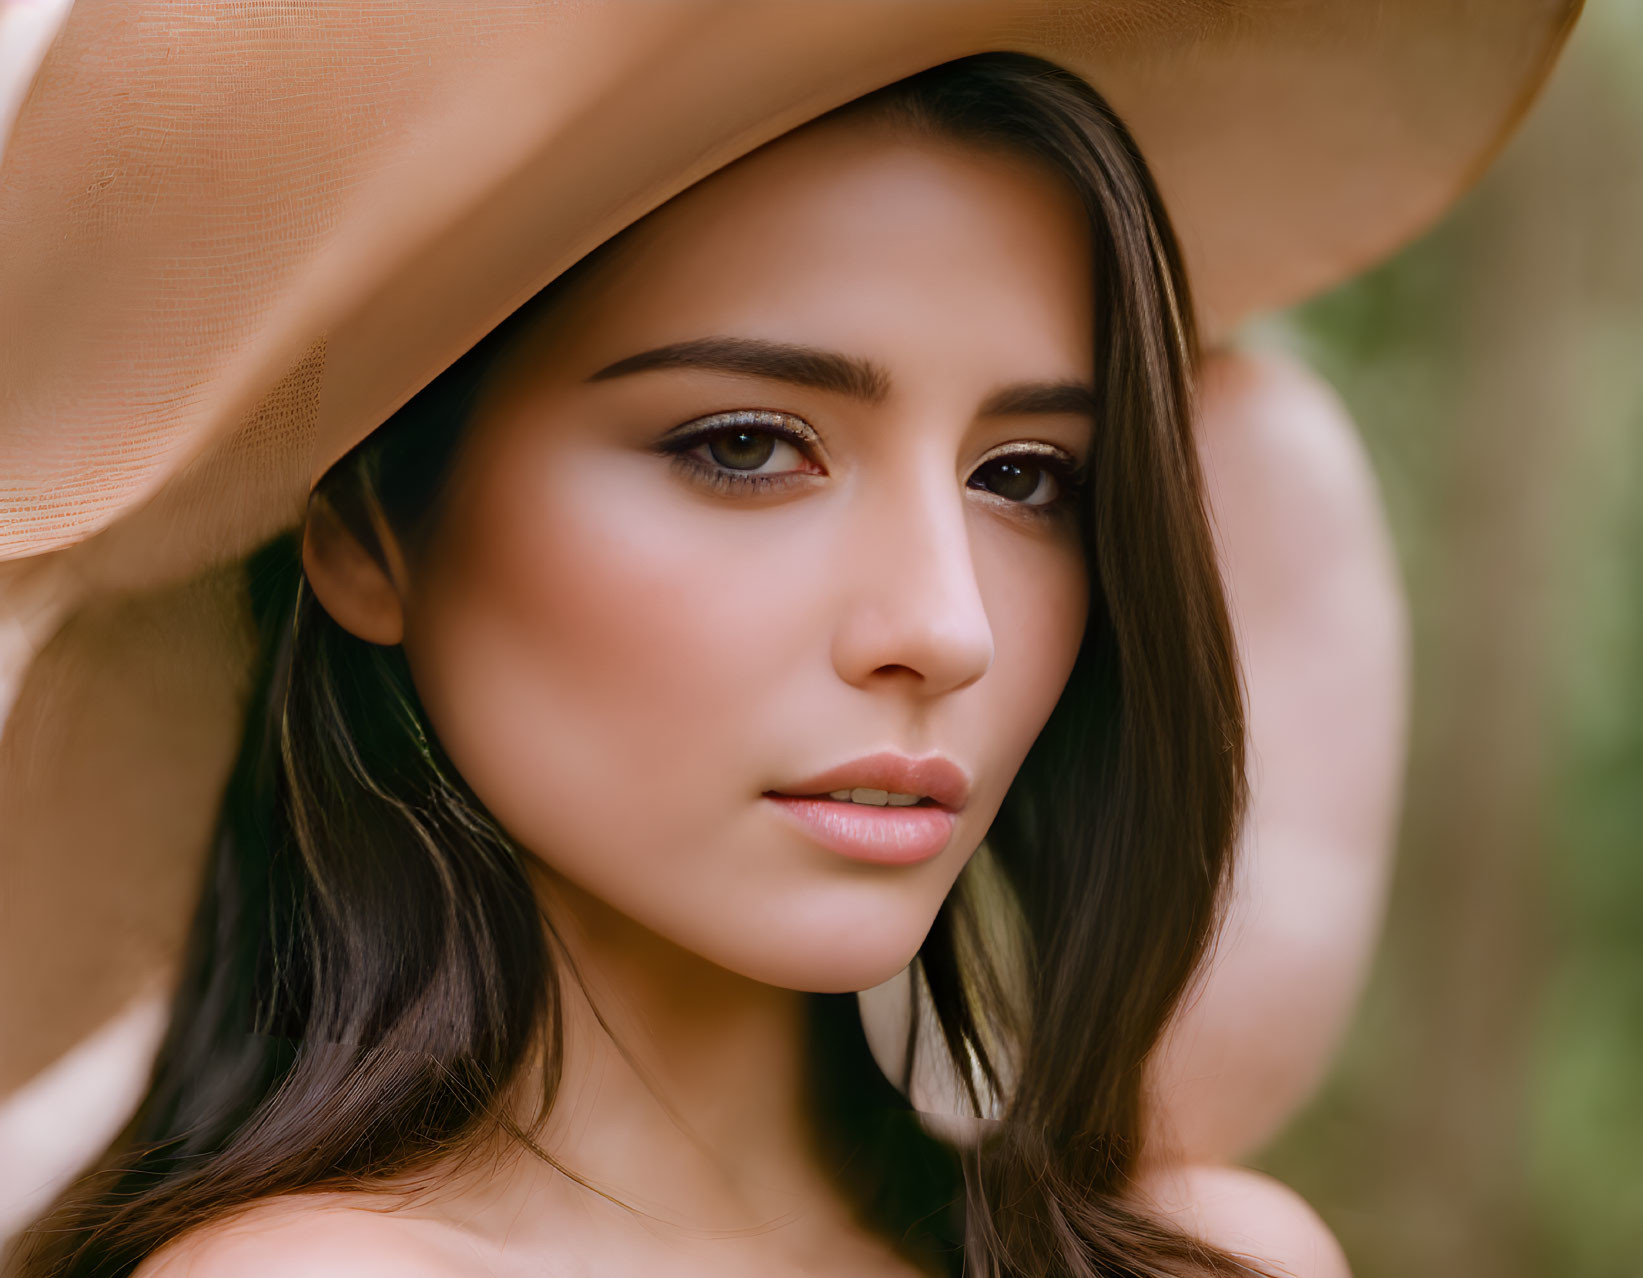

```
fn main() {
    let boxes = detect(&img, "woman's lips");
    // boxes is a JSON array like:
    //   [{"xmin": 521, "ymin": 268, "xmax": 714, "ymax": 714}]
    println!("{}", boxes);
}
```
[{"xmin": 762, "ymin": 794, "xmax": 957, "ymax": 865}]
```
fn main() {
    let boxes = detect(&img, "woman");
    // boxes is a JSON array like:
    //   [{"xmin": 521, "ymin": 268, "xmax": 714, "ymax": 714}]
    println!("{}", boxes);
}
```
[
  {"xmin": 0, "ymin": 4, "xmax": 1577, "ymax": 1276},
  {"xmin": 5, "ymin": 51, "xmax": 1320, "ymax": 1278}
]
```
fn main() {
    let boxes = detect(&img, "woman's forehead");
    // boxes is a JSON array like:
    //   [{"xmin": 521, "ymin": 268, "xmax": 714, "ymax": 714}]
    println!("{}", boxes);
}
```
[{"xmin": 615, "ymin": 114, "xmax": 1085, "ymax": 292}]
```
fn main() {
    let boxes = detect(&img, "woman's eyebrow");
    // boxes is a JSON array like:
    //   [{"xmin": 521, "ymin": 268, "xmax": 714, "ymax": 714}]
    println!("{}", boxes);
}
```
[
  {"xmin": 977, "ymin": 382, "xmax": 1099, "ymax": 419},
  {"xmin": 586, "ymin": 334, "xmax": 1097, "ymax": 419},
  {"xmin": 586, "ymin": 336, "xmax": 890, "ymax": 402}
]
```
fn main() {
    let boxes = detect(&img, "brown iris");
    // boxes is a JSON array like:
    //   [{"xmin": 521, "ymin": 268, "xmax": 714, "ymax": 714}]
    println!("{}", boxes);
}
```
[
  {"xmin": 708, "ymin": 430, "xmax": 778, "ymax": 471},
  {"xmin": 973, "ymin": 456, "xmax": 1055, "ymax": 504}
]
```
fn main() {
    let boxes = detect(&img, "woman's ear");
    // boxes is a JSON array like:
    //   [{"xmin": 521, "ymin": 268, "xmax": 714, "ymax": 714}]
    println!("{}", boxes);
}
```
[{"xmin": 301, "ymin": 494, "xmax": 409, "ymax": 646}]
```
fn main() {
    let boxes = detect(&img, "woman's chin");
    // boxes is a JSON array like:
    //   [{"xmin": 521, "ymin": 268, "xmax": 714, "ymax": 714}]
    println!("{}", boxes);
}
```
[{"xmin": 685, "ymin": 918, "xmax": 933, "ymax": 996}]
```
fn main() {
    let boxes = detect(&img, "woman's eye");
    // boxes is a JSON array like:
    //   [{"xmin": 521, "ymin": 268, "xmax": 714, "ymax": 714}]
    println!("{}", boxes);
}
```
[
  {"xmin": 656, "ymin": 409, "xmax": 823, "ymax": 493},
  {"xmin": 968, "ymin": 449, "xmax": 1084, "ymax": 513}
]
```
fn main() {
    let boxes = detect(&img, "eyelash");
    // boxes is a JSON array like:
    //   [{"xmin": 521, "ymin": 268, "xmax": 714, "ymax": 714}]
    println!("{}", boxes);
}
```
[{"xmin": 655, "ymin": 410, "xmax": 1089, "ymax": 520}]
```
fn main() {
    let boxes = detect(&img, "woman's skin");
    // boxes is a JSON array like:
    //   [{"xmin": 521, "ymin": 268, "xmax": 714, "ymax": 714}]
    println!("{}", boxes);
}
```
[{"xmin": 122, "ymin": 114, "xmax": 1348, "ymax": 1277}]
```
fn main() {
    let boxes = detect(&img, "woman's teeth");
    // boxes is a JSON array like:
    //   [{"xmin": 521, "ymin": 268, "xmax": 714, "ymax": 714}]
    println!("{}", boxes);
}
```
[{"xmin": 827, "ymin": 788, "xmax": 923, "ymax": 807}]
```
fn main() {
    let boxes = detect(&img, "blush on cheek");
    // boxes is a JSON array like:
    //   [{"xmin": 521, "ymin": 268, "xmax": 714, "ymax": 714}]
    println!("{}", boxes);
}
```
[
  {"xmin": 414, "ymin": 468, "xmax": 684, "ymax": 790},
  {"xmin": 404, "ymin": 429, "xmax": 811, "ymax": 870}
]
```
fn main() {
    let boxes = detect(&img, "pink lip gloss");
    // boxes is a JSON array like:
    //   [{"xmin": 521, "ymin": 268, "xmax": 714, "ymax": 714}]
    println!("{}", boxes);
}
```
[{"xmin": 763, "ymin": 794, "xmax": 957, "ymax": 865}]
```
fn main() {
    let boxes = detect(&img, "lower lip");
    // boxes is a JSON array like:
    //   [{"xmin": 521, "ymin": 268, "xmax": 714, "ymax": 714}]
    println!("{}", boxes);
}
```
[{"xmin": 762, "ymin": 795, "xmax": 958, "ymax": 866}]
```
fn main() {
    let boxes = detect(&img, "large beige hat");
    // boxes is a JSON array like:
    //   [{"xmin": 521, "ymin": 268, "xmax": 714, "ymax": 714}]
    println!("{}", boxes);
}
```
[{"xmin": 0, "ymin": 1, "xmax": 1579, "ymax": 1117}]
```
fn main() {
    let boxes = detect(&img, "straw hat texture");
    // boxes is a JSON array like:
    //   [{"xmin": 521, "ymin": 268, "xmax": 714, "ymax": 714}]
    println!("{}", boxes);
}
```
[{"xmin": 0, "ymin": 0, "xmax": 1579, "ymax": 1122}]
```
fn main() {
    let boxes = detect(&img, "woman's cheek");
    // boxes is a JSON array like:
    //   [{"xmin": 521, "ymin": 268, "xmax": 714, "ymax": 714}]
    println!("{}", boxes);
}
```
[{"xmin": 403, "ymin": 437, "xmax": 810, "ymax": 866}]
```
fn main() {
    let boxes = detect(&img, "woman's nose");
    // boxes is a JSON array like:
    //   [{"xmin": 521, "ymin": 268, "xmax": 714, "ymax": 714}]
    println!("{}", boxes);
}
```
[{"xmin": 829, "ymin": 464, "xmax": 995, "ymax": 698}]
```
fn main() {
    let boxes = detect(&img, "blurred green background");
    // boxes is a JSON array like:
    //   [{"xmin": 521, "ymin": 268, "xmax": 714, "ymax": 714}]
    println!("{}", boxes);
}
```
[{"xmin": 1250, "ymin": 5, "xmax": 1643, "ymax": 1275}]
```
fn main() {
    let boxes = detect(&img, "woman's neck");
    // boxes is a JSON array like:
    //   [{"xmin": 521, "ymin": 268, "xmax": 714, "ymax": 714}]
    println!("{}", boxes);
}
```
[
  {"xmin": 531, "ymin": 870, "xmax": 835, "ymax": 1218},
  {"xmin": 395, "ymin": 869, "xmax": 914, "ymax": 1273}
]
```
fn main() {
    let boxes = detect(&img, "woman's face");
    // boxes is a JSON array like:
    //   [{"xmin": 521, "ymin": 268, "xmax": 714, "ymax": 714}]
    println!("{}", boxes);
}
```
[{"xmin": 387, "ymin": 115, "xmax": 1093, "ymax": 992}]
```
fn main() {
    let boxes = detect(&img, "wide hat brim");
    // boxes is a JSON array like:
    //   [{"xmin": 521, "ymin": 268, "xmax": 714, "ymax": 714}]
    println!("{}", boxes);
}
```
[
  {"xmin": 0, "ymin": 2, "xmax": 1578, "ymax": 1104},
  {"xmin": 0, "ymin": 0, "xmax": 1580, "ymax": 580}
]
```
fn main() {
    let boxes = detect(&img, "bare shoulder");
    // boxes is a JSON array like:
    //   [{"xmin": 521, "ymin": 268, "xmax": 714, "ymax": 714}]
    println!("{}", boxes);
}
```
[
  {"xmin": 1133, "ymin": 1163, "xmax": 1352, "ymax": 1278},
  {"xmin": 132, "ymin": 1193, "xmax": 479, "ymax": 1278}
]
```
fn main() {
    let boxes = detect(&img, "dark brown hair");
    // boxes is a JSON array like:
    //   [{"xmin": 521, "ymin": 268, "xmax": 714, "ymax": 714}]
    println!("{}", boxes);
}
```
[{"xmin": 10, "ymin": 52, "xmax": 1251, "ymax": 1278}]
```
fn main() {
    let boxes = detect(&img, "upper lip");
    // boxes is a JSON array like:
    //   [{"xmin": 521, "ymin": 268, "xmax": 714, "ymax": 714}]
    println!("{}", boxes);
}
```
[{"xmin": 767, "ymin": 750, "xmax": 971, "ymax": 812}]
